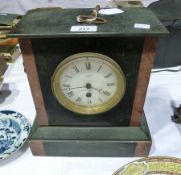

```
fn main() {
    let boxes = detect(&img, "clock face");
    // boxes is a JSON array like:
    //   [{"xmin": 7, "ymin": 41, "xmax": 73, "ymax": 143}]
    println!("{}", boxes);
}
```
[{"xmin": 51, "ymin": 52, "xmax": 126, "ymax": 115}]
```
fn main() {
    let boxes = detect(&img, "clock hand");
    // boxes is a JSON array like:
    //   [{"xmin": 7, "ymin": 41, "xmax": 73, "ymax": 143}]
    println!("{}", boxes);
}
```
[
  {"xmin": 85, "ymin": 83, "xmax": 110, "ymax": 96},
  {"xmin": 91, "ymin": 86, "xmax": 104, "ymax": 94},
  {"xmin": 70, "ymin": 86, "xmax": 86, "ymax": 90},
  {"xmin": 91, "ymin": 86, "xmax": 111, "ymax": 96},
  {"xmin": 63, "ymin": 86, "xmax": 86, "ymax": 91}
]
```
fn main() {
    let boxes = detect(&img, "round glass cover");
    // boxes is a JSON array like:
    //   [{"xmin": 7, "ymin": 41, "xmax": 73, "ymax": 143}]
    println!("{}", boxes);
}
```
[{"xmin": 51, "ymin": 52, "xmax": 126, "ymax": 115}]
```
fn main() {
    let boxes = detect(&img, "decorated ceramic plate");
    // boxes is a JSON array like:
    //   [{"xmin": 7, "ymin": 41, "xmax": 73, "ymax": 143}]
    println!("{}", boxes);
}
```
[
  {"xmin": 113, "ymin": 157, "xmax": 181, "ymax": 175},
  {"xmin": 0, "ymin": 110, "xmax": 31, "ymax": 159}
]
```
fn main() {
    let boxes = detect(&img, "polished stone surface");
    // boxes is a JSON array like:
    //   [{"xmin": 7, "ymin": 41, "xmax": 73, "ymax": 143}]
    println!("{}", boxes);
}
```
[{"xmin": 9, "ymin": 7, "xmax": 168, "ymax": 37}]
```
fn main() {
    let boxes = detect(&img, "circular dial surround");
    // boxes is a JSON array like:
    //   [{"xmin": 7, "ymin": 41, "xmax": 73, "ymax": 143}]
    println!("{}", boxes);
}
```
[{"xmin": 51, "ymin": 52, "xmax": 126, "ymax": 115}]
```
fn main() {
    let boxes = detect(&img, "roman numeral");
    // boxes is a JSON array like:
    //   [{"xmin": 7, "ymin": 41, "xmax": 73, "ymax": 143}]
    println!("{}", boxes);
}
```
[
  {"xmin": 72, "ymin": 65, "xmax": 80, "ymax": 73},
  {"xmin": 76, "ymin": 97, "xmax": 82, "ymax": 103},
  {"xmin": 97, "ymin": 64, "xmax": 103, "ymax": 72},
  {"xmin": 107, "ymin": 83, "xmax": 115, "ymax": 87},
  {"xmin": 67, "ymin": 91, "xmax": 74, "ymax": 97},
  {"xmin": 104, "ymin": 73, "xmax": 112, "ymax": 78},
  {"xmin": 88, "ymin": 99, "xmax": 91, "ymax": 104},
  {"xmin": 63, "ymin": 88, "xmax": 71, "ymax": 91},
  {"xmin": 85, "ymin": 62, "xmax": 91, "ymax": 70},
  {"xmin": 65, "ymin": 75, "xmax": 72, "ymax": 79},
  {"xmin": 63, "ymin": 84, "xmax": 70, "ymax": 88},
  {"xmin": 103, "ymin": 91, "xmax": 111, "ymax": 96},
  {"xmin": 98, "ymin": 97, "xmax": 103, "ymax": 102}
]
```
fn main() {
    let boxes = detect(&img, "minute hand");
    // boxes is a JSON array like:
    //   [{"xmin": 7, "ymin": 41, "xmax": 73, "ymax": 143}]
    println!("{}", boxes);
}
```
[{"xmin": 64, "ymin": 86, "xmax": 86, "ymax": 90}]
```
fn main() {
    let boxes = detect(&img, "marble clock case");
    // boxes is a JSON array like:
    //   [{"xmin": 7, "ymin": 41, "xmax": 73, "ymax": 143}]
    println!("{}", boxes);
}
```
[{"xmin": 8, "ymin": 7, "xmax": 168, "ymax": 157}]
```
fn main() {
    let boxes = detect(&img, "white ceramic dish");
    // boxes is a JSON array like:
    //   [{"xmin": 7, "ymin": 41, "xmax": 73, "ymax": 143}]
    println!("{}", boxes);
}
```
[{"xmin": 0, "ymin": 110, "xmax": 31, "ymax": 160}]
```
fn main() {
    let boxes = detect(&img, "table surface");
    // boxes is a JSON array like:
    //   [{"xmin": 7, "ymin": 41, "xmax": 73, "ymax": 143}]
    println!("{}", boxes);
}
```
[{"xmin": 0, "ymin": 55, "xmax": 181, "ymax": 174}]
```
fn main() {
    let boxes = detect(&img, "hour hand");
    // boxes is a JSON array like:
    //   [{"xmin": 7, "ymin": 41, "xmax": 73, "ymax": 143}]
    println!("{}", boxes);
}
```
[{"xmin": 91, "ymin": 87, "xmax": 111, "ymax": 96}]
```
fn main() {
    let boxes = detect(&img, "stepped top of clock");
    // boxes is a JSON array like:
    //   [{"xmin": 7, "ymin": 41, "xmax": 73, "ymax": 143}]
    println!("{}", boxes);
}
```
[{"xmin": 8, "ymin": 7, "xmax": 168, "ymax": 38}]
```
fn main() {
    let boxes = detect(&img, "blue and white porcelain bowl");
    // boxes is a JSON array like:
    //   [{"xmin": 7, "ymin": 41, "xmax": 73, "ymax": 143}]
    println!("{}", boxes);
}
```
[{"xmin": 0, "ymin": 110, "xmax": 31, "ymax": 160}]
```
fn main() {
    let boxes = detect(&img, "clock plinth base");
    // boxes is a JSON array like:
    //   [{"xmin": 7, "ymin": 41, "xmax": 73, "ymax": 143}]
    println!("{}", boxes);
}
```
[{"xmin": 29, "ymin": 113, "xmax": 151, "ymax": 157}]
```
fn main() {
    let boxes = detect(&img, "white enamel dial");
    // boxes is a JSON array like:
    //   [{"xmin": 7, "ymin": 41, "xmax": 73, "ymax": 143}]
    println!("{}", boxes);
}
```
[{"xmin": 51, "ymin": 52, "xmax": 126, "ymax": 115}]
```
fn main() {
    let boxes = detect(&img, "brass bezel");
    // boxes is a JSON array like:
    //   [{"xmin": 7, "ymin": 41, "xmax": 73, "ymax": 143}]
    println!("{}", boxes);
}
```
[
  {"xmin": 0, "ymin": 75, "xmax": 3, "ymax": 83},
  {"xmin": 51, "ymin": 52, "xmax": 126, "ymax": 115}
]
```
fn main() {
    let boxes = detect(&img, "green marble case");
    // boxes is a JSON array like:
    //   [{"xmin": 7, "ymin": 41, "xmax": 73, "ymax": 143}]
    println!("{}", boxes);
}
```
[{"xmin": 8, "ymin": 7, "xmax": 168, "ymax": 157}]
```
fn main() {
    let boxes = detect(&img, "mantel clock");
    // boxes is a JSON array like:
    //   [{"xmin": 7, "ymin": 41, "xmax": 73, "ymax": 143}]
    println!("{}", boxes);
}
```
[{"xmin": 9, "ymin": 7, "xmax": 168, "ymax": 157}]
